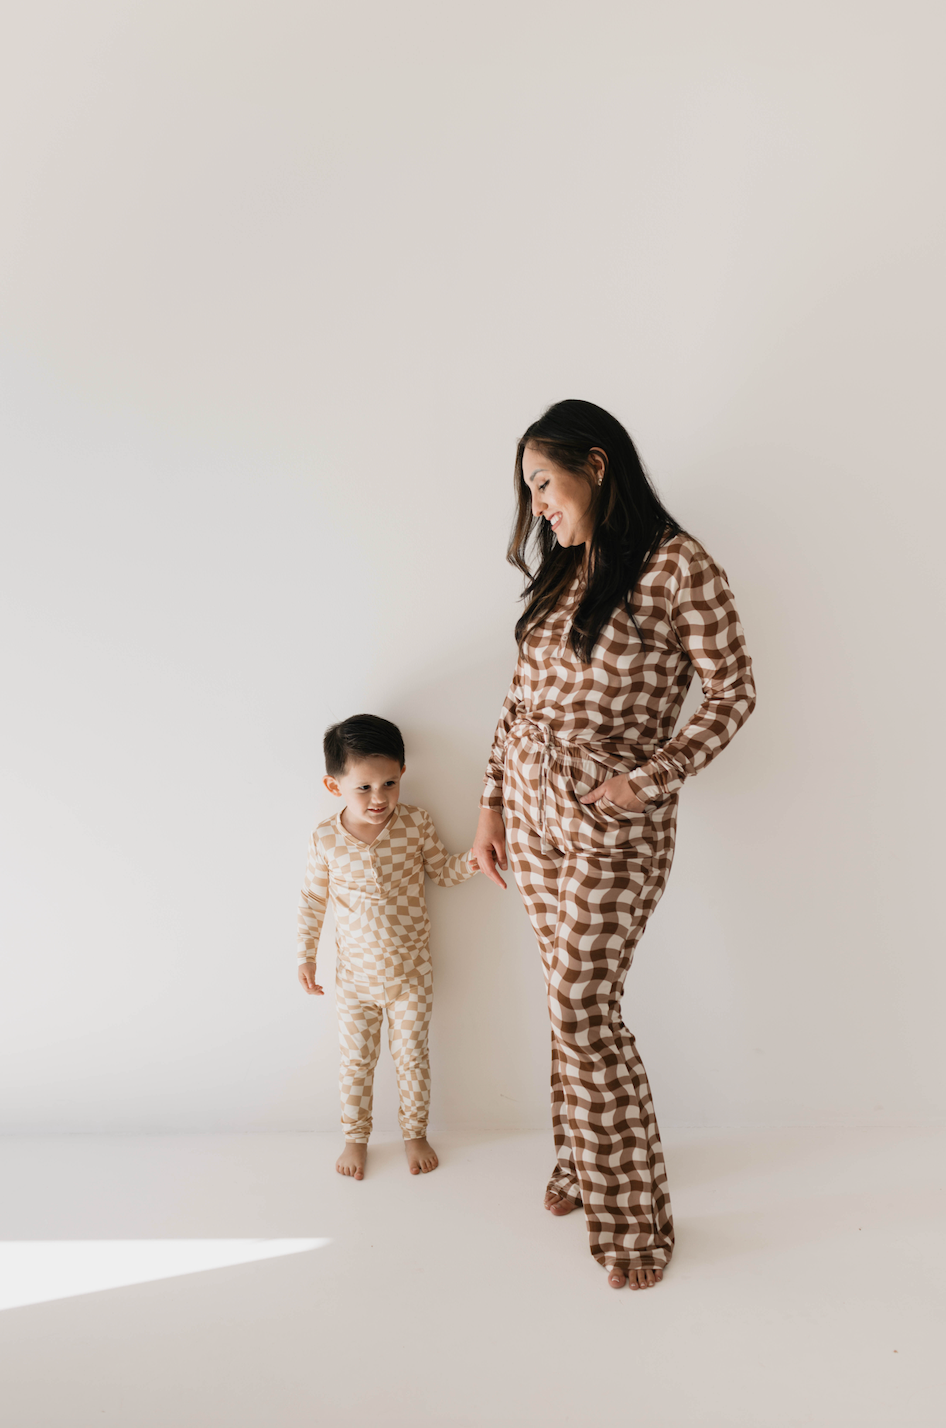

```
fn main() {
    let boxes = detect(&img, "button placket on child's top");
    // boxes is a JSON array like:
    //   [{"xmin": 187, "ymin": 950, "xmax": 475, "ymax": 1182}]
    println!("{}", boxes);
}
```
[{"xmin": 369, "ymin": 839, "xmax": 384, "ymax": 894}]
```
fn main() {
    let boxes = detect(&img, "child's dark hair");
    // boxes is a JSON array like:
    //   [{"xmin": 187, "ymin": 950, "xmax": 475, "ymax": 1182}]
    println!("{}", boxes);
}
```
[{"xmin": 323, "ymin": 714, "xmax": 405, "ymax": 778}]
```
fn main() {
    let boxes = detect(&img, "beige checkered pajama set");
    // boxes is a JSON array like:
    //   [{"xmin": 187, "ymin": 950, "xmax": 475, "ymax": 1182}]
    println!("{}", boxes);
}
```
[
  {"xmin": 298, "ymin": 806, "xmax": 474, "ymax": 1143},
  {"xmin": 483, "ymin": 533, "xmax": 756, "ymax": 1274}
]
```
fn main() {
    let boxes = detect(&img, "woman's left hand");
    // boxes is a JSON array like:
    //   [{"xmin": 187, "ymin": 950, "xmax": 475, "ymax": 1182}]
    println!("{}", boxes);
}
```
[{"xmin": 580, "ymin": 776, "xmax": 645, "ymax": 812}]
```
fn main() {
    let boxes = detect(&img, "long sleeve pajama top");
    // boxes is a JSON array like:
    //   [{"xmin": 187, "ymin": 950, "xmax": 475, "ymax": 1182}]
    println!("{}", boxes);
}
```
[
  {"xmin": 297, "ymin": 804, "xmax": 475, "ymax": 989},
  {"xmin": 481, "ymin": 532, "xmax": 756, "ymax": 835}
]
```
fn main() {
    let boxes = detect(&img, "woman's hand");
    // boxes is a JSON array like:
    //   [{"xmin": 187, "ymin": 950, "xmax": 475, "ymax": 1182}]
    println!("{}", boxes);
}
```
[
  {"xmin": 471, "ymin": 807, "xmax": 508, "ymax": 889},
  {"xmin": 580, "ymin": 775, "xmax": 645, "ymax": 812}
]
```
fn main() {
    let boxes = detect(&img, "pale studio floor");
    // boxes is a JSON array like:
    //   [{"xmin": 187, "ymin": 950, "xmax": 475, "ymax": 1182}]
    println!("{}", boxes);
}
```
[{"xmin": 0, "ymin": 1126, "xmax": 943, "ymax": 1427}]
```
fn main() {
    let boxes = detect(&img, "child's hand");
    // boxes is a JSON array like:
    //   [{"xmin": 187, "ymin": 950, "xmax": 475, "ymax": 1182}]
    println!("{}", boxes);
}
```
[{"xmin": 298, "ymin": 963, "xmax": 324, "ymax": 995}]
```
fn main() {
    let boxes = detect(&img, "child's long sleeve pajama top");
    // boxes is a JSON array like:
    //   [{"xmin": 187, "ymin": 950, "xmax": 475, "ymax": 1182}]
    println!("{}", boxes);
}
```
[
  {"xmin": 483, "ymin": 533, "xmax": 756, "ymax": 1275},
  {"xmin": 298, "ymin": 804, "xmax": 474, "ymax": 1142}
]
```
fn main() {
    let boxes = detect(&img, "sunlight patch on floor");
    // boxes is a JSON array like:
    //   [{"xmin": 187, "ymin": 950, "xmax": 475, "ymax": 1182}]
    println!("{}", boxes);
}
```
[{"xmin": 0, "ymin": 1238, "xmax": 330, "ymax": 1312}]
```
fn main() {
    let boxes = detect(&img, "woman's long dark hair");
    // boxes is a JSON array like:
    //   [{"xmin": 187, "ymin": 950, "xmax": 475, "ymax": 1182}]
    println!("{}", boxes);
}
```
[{"xmin": 510, "ymin": 399, "xmax": 683, "ymax": 662}]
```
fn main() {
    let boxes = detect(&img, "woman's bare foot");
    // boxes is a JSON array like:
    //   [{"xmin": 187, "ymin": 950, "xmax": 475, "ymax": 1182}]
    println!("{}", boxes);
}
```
[
  {"xmin": 404, "ymin": 1138, "xmax": 438, "ymax": 1174},
  {"xmin": 336, "ymin": 1142, "xmax": 367, "ymax": 1179},
  {"xmin": 544, "ymin": 1189, "xmax": 579, "ymax": 1216},
  {"xmin": 607, "ymin": 1266, "xmax": 663, "ymax": 1290}
]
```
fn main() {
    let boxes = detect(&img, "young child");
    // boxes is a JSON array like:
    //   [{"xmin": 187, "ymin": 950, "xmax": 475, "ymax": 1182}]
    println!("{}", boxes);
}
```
[{"xmin": 297, "ymin": 713, "xmax": 477, "ymax": 1179}]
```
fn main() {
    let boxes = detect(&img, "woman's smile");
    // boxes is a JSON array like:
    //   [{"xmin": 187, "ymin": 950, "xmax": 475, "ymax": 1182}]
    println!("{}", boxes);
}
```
[{"xmin": 520, "ymin": 444, "xmax": 596, "ymax": 549}]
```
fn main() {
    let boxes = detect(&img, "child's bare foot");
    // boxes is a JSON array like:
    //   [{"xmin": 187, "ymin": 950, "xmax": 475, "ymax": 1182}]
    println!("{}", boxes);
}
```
[
  {"xmin": 544, "ymin": 1189, "xmax": 578, "ymax": 1216},
  {"xmin": 336, "ymin": 1142, "xmax": 367, "ymax": 1179},
  {"xmin": 607, "ymin": 1266, "xmax": 663, "ymax": 1290},
  {"xmin": 404, "ymin": 1138, "xmax": 438, "ymax": 1175}
]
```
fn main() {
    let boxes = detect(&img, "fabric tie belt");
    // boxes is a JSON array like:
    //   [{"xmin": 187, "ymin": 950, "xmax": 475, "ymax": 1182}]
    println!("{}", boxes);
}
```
[{"xmin": 507, "ymin": 716, "xmax": 642, "ymax": 847}]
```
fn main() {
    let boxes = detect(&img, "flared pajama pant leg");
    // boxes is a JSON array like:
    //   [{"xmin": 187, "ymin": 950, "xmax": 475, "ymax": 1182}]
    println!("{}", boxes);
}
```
[
  {"xmin": 336, "ymin": 971, "xmax": 434, "ymax": 1143},
  {"xmin": 506, "ymin": 821, "xmax": 674, "ymax": 1273},
  {"xmin": 504, "ymin": 833, "xmax": 583, "ymax": 1205}
]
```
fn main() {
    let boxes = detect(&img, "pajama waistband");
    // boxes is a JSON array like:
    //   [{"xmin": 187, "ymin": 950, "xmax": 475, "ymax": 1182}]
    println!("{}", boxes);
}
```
[
  {"xmin": 336, "ymin": 961, "xmax": 432, "ymax": 998},
  {"xmin": 507, "ymin": 717, "xmax": 643, "ymax": 773},
  {"xmin": 507, "ymin": 717, "xmax": 643, "ymax": 845}
]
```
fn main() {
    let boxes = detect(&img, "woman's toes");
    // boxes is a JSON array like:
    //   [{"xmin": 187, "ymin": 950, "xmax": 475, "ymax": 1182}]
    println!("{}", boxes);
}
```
[{"xmin": 608, "ymin": 1269, "xmax": 626, "ymax": 1289}]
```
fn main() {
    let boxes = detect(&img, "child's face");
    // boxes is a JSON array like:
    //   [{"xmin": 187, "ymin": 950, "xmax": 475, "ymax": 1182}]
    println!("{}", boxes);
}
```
[{"xmin": 324, "ymin": 755, "xmax": 404, "ymax": 827}]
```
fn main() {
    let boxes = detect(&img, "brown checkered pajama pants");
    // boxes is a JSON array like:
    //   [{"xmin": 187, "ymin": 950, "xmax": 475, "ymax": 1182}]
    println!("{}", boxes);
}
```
[
  {"xmin": 336, "ymin": 969, "xmax": 434, "ymax": 1143},
  {"xmin": 506, "ymin": 808, "xmax": 674, "ymax": 1274}
]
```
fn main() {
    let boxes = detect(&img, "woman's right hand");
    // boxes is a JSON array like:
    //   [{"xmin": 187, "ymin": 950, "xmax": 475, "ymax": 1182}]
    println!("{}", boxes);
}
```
[{"xmin": 472, "ymin": 807, "xmax": 508, "ymax": 890}]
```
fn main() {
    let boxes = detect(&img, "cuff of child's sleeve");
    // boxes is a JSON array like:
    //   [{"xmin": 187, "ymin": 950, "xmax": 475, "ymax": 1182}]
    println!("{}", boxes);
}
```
[{"xmin": 297, "ymin": 955, "xmax": 317, "ymax": 966}]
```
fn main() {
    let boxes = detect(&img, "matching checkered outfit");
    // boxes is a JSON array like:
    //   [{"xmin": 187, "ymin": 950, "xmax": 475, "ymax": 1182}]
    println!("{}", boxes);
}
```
[
  {"xmin": 298, "ymin": 805, "xmax": 474, "ymax": 1142},
  {"xmin": 482, "ymin": 532, "xmax": 756, "ymax": 1274}
]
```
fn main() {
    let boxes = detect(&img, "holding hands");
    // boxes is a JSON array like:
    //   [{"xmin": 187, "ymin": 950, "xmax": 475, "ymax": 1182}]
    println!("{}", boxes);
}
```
[{"xmin": 471, "ymin": 808, "xmax": 508, "ymax": 890}]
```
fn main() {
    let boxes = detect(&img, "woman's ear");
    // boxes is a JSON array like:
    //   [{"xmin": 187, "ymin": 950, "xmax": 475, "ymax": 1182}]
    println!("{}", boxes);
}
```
[
  {"xmin": 587, "ymin": 448, "xmax": 607, "ymax": 485},
  {"xmin": 323, "ymin": 775, "xmax": 342, "ymax": 797}
]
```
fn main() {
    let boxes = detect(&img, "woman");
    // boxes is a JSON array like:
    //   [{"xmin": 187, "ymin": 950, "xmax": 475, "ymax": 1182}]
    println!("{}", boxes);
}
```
[{"xmin": 472, "ymin": 400, "xmax": 756, "ymax": 1291}]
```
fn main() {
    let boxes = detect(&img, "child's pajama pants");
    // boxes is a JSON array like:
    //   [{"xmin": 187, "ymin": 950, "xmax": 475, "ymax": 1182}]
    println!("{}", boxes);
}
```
[
  {"xmin": 335, "ymin": 967, "xmax": 434, "ymax": 1143},
  {"xmin": 503, "ymin": 727, "xmax": 676, "ymax": 1275}
]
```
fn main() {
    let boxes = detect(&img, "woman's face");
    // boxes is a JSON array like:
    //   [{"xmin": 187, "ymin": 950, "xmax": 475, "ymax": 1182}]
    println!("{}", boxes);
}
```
[{"xmin": 521, "ymin": 445, "xmax": 597, "ymax": 549}]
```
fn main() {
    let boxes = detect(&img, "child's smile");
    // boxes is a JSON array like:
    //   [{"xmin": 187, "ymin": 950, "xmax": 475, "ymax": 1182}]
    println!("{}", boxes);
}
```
[{"xmin": 324, "ymin": 755, "xmax": 405, "ymax": 842}]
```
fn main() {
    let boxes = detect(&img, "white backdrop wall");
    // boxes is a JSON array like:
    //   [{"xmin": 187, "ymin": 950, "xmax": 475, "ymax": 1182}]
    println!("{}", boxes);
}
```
[{"xmin": 2, "ymin": 1, "xmax": 943, "ymax": 1133}]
